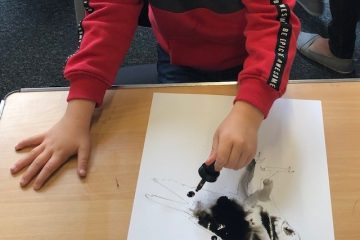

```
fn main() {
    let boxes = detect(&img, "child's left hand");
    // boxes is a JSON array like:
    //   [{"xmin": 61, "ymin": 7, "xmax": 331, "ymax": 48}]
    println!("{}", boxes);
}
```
[{"xmin": 205, "ymin": 101, "xmax": 264, "ymax": 171}]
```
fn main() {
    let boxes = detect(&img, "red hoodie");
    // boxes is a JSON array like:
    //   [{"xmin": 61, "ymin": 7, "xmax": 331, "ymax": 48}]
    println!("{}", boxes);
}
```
[{"xmin": 64, "ymin": 0, "xmax": 300, "ymax": 117}]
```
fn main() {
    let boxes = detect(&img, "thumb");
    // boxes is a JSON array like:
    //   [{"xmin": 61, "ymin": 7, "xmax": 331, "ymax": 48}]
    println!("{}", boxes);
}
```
[
  {"xmin": 77, "ymin": 142, "xmax": 90, "ymax": 177},
  {"xmin": 205, "ymin": 131, "xmax": 219, "ymax": 165}
]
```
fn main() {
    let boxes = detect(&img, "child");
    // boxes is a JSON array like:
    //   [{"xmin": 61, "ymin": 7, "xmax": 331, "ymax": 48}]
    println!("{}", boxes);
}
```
[
  {"xmin": 297, "ymin": 0, "xmax": 359, "ymax": 74},
  {"xmin": 10, "ymin": 0, "xmax": 300, "ymax": 190}
]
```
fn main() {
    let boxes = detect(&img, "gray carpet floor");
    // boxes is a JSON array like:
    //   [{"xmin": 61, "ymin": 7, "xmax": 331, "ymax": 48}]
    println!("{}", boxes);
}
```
[{"xmin": 0, "ymin": 0, "xmax": 359, "ymax": 100}]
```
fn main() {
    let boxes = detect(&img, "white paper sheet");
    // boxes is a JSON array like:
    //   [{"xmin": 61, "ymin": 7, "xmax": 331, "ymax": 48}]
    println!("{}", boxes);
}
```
[{"xmin": 128, "ymin": 93, "xmax": 334, "ymax": 240}]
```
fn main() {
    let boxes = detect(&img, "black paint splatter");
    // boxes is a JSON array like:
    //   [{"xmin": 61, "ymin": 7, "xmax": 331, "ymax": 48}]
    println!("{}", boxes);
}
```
[
  {"xmin": 260, "ymin": 211, "xmax": 271, "ymax": 236},
  {"xmin": 187, "ymin": 191, "xmax": 195, "ymax": 198},
  {"xmin": 194, "ymin": 196, "xmax": 251, "ymax": 240}
]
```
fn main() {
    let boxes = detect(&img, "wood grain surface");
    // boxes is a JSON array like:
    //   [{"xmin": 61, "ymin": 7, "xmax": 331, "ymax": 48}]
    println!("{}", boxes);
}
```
[{"xmin": 0, "ymin": 82, "xmax": 359, "ymax": 239}]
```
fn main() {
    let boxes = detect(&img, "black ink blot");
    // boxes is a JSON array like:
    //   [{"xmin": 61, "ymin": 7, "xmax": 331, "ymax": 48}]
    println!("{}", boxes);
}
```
[
  {"xmin": 194, "ymin": 196, "xmax": 250, "ymax": 240},
  {"xmin": 187, "ymin": 191, "xmax": 195, "ymax": 198}
]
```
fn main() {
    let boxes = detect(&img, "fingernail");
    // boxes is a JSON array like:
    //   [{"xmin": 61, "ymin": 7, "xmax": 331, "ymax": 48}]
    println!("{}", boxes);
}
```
[
  {"xmin": 205, "ymin": 157, "xmax": 214, "ymax": 165},
  {"xmin": 79, "ymin": 169, "xmax": 86, "ymax": 177},
  {"xmin": 10, "ymin": 165, "xmax": 16, "ymax": 173},
  {"xmin": 34, "ymin": 185, "xmax": 40, "ymax": 190},
  {"xmin": 20, "ymin": 179, "xmax": 25, "ymax": 187}
]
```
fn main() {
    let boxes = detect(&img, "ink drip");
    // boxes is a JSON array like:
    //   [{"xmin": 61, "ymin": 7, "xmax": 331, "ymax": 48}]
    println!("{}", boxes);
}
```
[{"xmin": 187, "ymin": 191, "xmax": 195, "ymax": 198}]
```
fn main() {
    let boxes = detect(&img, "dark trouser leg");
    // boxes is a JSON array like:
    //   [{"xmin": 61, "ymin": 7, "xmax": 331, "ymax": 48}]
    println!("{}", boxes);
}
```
[
  {"xmin": 328, "ymin": 0, "xmax": 360, "ymax": 59},
  {"xmin": 156, "ymin": 45, "xmax": 202, "ymax": 83},
  {"xmin": 156, "ymin": 45, "xmax": 242, "ymax": 83}
]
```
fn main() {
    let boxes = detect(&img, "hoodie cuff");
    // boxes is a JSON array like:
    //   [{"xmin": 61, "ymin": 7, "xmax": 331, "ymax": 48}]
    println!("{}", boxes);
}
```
[
  {"xmin": 67, "ymin": 74, "xmax": 109, "ymax": 106},
  {"xmin": 235, "ymin": 77, "xmax": 281, "ymax": 118}
]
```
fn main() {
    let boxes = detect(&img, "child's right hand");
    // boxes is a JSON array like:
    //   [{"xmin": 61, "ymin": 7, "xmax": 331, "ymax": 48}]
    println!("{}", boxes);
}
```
[{"xmin": 10, "ymin": 100, "xmax": 96, "ymax": 190}]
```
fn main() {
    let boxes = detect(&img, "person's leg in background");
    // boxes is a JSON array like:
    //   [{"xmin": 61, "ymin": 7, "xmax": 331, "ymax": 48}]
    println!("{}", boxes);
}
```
[
  {"xmin": 296, "ymin": 0, "xmax": 324, "ymax": 17},
  {"xmin": 297, "ymin": 0, "xmax": 359, "ymax": 74},
  {"xmin": 328, "ymin": 0, "xmax": 360, "ymax": 59}
]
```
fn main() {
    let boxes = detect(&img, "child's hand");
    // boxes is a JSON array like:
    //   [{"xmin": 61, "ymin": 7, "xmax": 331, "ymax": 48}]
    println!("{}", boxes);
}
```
[
  {"xmin": 10, "ymin": 100, "xmax": 96, "ymax": 190},
  {"xmin": 205, "ymin": 101, "xmax": 264, "ymax": 171}
]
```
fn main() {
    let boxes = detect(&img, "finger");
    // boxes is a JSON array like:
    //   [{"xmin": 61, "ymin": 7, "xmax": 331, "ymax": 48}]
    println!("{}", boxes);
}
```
[
  {"xmin": 205, "ymin": 148, "xmax": 216, "ymax": 165},
  {"xmin": 227, "ymin": 146, "xmax": 242, "ymax": 170},
  {"xmin": 236, "ymin": 153, "xmax": 253, "ymax": 170},
  {"xmin": 205, "ymin": 131, "xmax": 219, "ymax": 165},
  {"xmin": 235, "ymin": 153, "xmax": 248, "ymax": 170},
  {"xmin": 20, "ymin": 150, "xmax": 51, "ymax": 187},
  {"xmin": 244, "ymin": 149, "xmax": 257, "ymax": 168},
  {"xmin": 245, "ymin": 155, "xmax": 255, "ymax": 167},
  {"xmin": 33, "ymin": 154, "xmax": 64, "ymax": 190},
  {"xmin": 15, "ymin": 134, "xmax": 45, "ymax": 151},
  {"xmin": 214, "ymin": 138, "xmax": 232, "ymax": 171},
  {"xmin": 10, "ymin": 145, "xmax": 44, "ymax": 174},
  {"xmin": 77, "ymin": 142, "xmax": 90, "ymax": 177}
]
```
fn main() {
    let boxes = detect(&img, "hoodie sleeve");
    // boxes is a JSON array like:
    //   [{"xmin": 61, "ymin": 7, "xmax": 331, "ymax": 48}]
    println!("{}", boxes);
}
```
[
  {"xmin": 235, "ymin": 0, "xmax": 300, "ymax": 117},
  {"xmin": 64, "ymin": 0, "xmax": 143, "ymax": 105}
]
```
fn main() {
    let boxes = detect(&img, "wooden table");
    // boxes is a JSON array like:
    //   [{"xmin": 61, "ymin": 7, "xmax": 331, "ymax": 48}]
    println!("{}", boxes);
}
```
[{"xmin": 0, "ymin": 81, "xmax": 359, "ymax": 239}]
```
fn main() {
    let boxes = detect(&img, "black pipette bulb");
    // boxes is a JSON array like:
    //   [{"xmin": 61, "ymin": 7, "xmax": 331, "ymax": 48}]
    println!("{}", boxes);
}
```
[{"xmin": 195, "ymin": 162, "xmax": 220, "ymax": 192}]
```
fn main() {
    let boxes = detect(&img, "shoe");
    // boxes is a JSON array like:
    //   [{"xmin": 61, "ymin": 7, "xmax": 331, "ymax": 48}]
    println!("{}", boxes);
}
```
[
  {"xmin": 297, "ymin": 32, "xmax": 354, "ymax": 74},
  {"xmin": 297, "ymin": 0, "xmax": 324, "ymax": 16}
]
